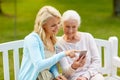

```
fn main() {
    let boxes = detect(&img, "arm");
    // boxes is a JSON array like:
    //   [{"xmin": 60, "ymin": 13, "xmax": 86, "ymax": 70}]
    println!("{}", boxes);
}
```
[
  {"xmin": 56, "ymin": 44, "xmax": 75, "ymax": 77},
  {"xmin": 49, "ymin": 64, "xmax": 59, "ymax": 78},
  {"xmin": 25, "ymin": 36, "xmax": 66, "ymax": 73},
  {"xmin": 59, "ymin": 57, "xmax": 75, "ymax": 77},
  {"xmin": 82, "ymin": 33, "xmax": 101, "ymax": 78}
]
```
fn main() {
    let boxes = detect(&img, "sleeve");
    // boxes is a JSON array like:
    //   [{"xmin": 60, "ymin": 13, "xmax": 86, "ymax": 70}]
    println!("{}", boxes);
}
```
[
  {"xmin": 56, "ymin": 42, "xmax": 75, "ymax": 77},
  {"xmin": 82, "ymin": 33, "xmax": 101, "ymax": 78},
  {"xmin": 59, "ymin": 57, "xmax": 75, "ymax": 77},
  {"xmin": 25, "ymin": 36, "xmax": 66, "ymax": 73},
  {"xmin": 49, "ymin": 64, "xmax": 59, "ymax": 78}
]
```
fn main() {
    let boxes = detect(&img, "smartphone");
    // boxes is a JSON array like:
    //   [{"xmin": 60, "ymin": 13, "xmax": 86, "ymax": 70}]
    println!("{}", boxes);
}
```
[{"xmin": 79, "ymin": 50, "xmax": 87, "ymax": 58}]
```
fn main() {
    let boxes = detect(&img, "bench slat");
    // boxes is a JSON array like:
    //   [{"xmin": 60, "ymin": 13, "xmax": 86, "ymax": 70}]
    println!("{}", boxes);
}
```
[
  {"xmin": 3, "ymin": 51, "xmax": 10, "ymax": 80},
  {"xmin": 13, "ymin": 49, "xmax": 20, "ymax": 80}
]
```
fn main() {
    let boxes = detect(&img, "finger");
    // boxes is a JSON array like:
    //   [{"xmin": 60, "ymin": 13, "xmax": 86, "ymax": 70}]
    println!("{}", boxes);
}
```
[
  {"xmin": 80, "ymin": 55, "xmax": 86, "ymax": 60},
  {"xmin": 56, "ymin": 76, "xmax": 61, "ymax": 79},
  {"xmin": 69, "ymin": 54, "xmax": 76, "ymax": 58},
  {"xmin": 78, "ymin": 55, "xmax": 84, "ymax": 61},
  {"xmin": 76, "ymin": 78, "xmax": 80, "ymax": 80},
  {"xmin": 82, "ymin": 56, "xmax": 86, "ymax": 61},
  {"xmin": 78, "ymin": 56, "xmax": 86, "ymax": 63},
  {"xmin": 76, "ymin": 77, "xmax": 82, "ymax": 80},
  {"xmin": 56, "ymin": 77, "xmax": 60, "ymax": 80},
  {"xmin": 56, "ymin": 75, "xmax": 62, "ymax": 80},
  {"xmin": 76, "ymin": 55, "xmax": 84, "ymax": 62},
  {"xmin": 74, "ymin": 50, "xmax": 81, "ymax": 53},
  {"xmin": 80, "ymin": 59, "xmax": 86, "ymax": 66},
  {"xmin": 59, "ymin": 75, "xmax": 66, "ymax": 80},
  {"xmin": 71, "ymin": 51, "xmax": 76, "ymax": 57},
  {"xmin": 81, "ymin": 55, "xmax": 86, "ymax": 59},
  {"xmin": 76, "ymin": 57, "xmax": 80, "ymax": 61}
]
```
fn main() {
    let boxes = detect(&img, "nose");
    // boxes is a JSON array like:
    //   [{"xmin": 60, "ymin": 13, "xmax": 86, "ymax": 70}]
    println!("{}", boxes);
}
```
[
  {"xmin": 55, "ymin": 24, "xmax": 59, "ymax": 30},
  {"xmin": 68, "ymin": 27, "xmax": 73, "ymax": 33},
  {"xmin": 54, "ymin": 24, "xmax": 59, "ymax": 32}
]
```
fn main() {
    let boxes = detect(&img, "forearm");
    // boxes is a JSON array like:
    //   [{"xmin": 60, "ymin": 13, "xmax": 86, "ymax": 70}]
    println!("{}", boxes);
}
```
[
  {"xmin": 37, "ymin": 52, "xmax": 65, "ymax": 72},
  {"xmin": 59, "ymin": 58, "xmax": 75, "ymax": 77},
  {"xmin": 50, "ymin": 64, "xmax": 59, "ymax": 78}
]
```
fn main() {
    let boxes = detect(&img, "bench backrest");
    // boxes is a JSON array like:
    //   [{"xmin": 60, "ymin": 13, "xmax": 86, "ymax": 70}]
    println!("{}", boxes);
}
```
[
  {"xmin": 0, "ymin": 37, "xmax": 119, "ymax": 80},
  {"xmin": 95, "ymin": 37, "xmax": 118, "ymax": 77},
  {"xmin": 0, "ymin": 40, "xmax": 24, "ymax": 80}
]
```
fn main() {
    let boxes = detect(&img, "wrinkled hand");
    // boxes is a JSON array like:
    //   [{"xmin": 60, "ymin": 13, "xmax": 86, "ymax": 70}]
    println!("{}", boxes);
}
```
[
  {"xmin": 56, "ymin": 75, "xmax": 67, "ymax": 80},
  {"xmin": 76, "ymin": 76, "xmax": 88, "ymax": 80},
  {"xmin": 65, "ymin": 50, "xmax": 81, "ymax": 58},
  {"xmin": 71, "ymin": 55, "xmax": 86, "ymax": 70}
]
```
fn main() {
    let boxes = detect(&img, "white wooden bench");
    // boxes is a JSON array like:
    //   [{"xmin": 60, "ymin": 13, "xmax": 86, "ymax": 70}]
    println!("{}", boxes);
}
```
[{"xmin": 0, "ymin": 36, "xmax": 120, "ymax": 80}]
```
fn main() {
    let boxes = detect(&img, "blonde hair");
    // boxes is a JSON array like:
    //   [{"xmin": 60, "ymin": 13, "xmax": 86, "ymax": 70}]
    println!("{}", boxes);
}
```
[
  {"xmin": 34, "ymin": 6, "xmax": 61, "ymax": 49},
  {"xmin": 62, "ymin": 10, "xmax": 81, "ymax": 27}
]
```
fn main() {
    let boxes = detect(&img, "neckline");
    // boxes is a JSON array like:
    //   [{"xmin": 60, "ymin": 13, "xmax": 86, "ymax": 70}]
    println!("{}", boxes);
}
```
[{"xmin": 62, "ymin": 32, "xmax": 83, "ymax": 45}]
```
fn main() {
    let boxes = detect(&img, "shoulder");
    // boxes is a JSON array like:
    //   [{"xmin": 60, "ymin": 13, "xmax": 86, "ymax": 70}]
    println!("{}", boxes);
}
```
[
  {"xmin": 25, "ymin": 32, "xmax": 38, "ymax": 39},
  {"xmin": 24, "ymin": 32, "xmax": 43, "ymax": 45},
  {"xmin": 25, "ymin": 32, "xmax": 41, "ymax": 40},
  {"xmin": 79, "ymin": 32, "xmax": 94, "ymax": 39},
  {"xmin": 80, "ymin": 32, "xmax": 93, "ymax": 36}
]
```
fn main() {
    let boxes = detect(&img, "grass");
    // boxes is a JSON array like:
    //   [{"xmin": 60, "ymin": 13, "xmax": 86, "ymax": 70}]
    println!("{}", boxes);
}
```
[{"xmin": 0, "ymin": 0, "xmax": 120, "ymax": 79}]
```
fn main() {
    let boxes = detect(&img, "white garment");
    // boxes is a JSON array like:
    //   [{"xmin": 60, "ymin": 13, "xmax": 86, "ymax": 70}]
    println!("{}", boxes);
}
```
[
  {"xmin": 56, "ymin": 32, "xmax": 103, "ymax": 80},
  {"xmin": 37, "ymin": 47, "xmax": 55, "ymax": 80},
  {"xmin": 91, "ymin": 74, "xmax": 104, "ymax": 80}
]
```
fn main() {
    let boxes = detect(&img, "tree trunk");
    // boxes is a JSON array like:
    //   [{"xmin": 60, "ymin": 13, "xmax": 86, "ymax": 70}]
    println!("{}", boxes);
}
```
[
  {"xmin": 0, "ymin": 0, "xmax": 2, "ymax": 13},
  {"xmin": 113, "ymin": 0, "xmax": 120, "ymax": 16}
]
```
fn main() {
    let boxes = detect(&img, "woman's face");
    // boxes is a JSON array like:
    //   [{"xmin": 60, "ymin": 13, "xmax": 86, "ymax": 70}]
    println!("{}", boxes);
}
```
[
  {"xmin": 63, "ymin": 19, "xmax": 78, "ymax": 38},
  {"xmin": 43, "ymin": 17, "xmax": 60, "ymax": 36}
]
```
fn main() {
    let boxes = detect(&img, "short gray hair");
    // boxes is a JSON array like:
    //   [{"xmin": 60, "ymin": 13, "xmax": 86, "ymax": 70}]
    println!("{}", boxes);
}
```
[{"xmin": 62, "ymin": 10, "xmax": 81, "ymax": 26}]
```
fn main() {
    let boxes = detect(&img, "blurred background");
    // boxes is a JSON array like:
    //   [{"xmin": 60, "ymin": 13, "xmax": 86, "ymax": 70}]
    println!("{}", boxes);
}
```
[{"xmin": 0, "ymin": 0, "xmax": 120, "ymax": 79}]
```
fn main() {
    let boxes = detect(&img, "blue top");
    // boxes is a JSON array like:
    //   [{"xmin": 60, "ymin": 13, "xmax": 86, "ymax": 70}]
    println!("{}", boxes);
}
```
[{"xmin": 18, "ymin": 32, "xmax": 65, "ymax": 80}]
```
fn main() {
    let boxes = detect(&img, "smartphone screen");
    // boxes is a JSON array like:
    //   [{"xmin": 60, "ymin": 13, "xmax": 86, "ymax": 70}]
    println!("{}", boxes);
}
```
[{"xmin": 79, "ymin": 51, "xmax": 87, "ymax": 58}]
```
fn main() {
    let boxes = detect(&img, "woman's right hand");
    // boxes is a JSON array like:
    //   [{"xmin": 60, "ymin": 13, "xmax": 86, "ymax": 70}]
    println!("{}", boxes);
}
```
[{"xmin": 65, "ymin": 50, "xmax": 81, "ymax": 58}]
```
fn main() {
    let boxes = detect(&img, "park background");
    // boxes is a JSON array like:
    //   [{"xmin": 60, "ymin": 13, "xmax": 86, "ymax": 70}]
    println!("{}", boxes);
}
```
[{"xmin": 0, "ymin": 0, "xmax": 120, "ymax": 80}]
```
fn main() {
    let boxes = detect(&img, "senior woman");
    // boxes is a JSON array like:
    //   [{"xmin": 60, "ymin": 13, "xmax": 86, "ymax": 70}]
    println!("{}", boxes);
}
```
[{"xmin": 56, "ymin": 10, "xmax": 104, "ymax": 80}]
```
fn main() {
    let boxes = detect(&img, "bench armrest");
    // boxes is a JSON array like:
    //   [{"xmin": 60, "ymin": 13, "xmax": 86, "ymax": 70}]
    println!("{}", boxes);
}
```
[{"xmin": 113, "ymin": 56, "xmax": 120, "ymax": 67}]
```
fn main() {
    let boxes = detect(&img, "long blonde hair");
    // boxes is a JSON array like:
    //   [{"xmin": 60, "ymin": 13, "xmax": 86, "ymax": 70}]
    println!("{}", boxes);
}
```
[{"xmin": 34, "ymin": 6, "xmax": 61, "ymax": 49}]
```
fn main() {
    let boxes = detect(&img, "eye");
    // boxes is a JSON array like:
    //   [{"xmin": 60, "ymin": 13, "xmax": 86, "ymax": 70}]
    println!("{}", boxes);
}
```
[
  {"xmin": 66, "ymin": 26, "xmax": 70, "ymax": 28},
  {"xmin": 72, "ymin": 26, "xmax": 76, "ymax": 28},
  {"xmin": 51, "ymin": 24, "xmax": 56, "ymax": 27}
]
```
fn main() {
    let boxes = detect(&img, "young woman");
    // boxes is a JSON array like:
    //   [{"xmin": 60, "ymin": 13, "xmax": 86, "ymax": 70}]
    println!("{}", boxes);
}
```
[{"xmin": 18, "ymin": 6, "xmax": 79, "ymax": 80}]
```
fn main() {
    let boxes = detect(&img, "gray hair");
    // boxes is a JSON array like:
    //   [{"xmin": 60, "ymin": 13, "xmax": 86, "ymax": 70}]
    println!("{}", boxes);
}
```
[{"xmin": 62, "ymin": 10, "xmax": 81, "ymax": 26}]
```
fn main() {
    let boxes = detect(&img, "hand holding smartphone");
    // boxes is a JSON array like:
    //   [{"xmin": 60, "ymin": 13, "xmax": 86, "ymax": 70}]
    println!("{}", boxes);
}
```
[
  {"xmin": 79, "ymin": 51, "xmax": 87, "ymax": 59},
  {"xmin": 72, "ymin": 50, "xmax": 87, "ymax": 69}
]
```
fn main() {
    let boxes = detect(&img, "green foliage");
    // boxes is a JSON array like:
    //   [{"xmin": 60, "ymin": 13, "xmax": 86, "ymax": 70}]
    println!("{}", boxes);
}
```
[
  {"xmin": 0, "ymin": 0, "xmax": 120, "ymax": 79},
  {"xmin": 0, "ymin": 0, "xmax": 15, "ymax": 3}
]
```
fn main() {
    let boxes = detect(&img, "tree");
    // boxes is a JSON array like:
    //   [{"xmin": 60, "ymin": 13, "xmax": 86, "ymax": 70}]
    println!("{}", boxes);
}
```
[
  {"xmin": 113, "ymin": 0, "xmax": 120, "ymax": 16},
  {"xmin": 0, "ymin": 0, "xmax": 3, "ymax": 14},
  {"xmin": 0, "ymin": 0, "xmax": 15, "ymax": 16}
]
